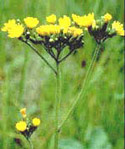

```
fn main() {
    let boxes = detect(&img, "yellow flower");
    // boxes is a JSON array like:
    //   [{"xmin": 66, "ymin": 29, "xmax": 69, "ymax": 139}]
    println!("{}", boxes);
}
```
[
  {"xmin": 8, "ymin": 24, "xmax": 24, "ymax": 38},
  {"xmin": 24, "ymin": 17, "xmax": 39, "ymax": 28},
  {"xmin": 32, "ymin": 118, "xmax": 40, "ymax": 127},
  {"xmin": 118, "ymin": 29, "xmax": 125, "ymax": 36},
  {"xmin": 72, "ymin": 14, "xmax": 80, "ymax": 23},
  {"xmin": 20, "ymin": 108, "xmax": 26, "ymax": 118},
  {"xmin": 36, "ymin": 25, "xmax": 61, "ymax": 36},
  {"xmin": 63, "ymin": 27, "xmax": 83, "ymax": 37},
  {"xmin": 46, "ymin": 14, "xmax": 57, "ymax": 24},
  {"xmin": 72, "ymin": 13, "xmax": 95, "ymax": 28},
  {"xmin": 104, "ymin": 13, "xmax": 112, "ymax": 22},
  {"xmin": 58, "ymin": 15, "xmax": 71, "ymax": 28},
  {"xmin": 83, "ymin": 13, "xmax": 95, "ymax": 27},
  {"xmin": 112, "ymin": 21, "xmax": 124, "ymax": 36},
  {"xmin": 16, "ymin": 121, "xmax": 27, "ymax": 132},
  {"xmin": 72, "ymin": 14, "xmax": 83, "ymax": 27},
  {"xmin": 1, "ymin": 19, "xmax": 17, "ymax": 32}
]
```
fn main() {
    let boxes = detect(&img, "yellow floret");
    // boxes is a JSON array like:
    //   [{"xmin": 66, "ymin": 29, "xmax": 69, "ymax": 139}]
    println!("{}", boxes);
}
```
[
  {"xmin": 1, "ymin": 19, "xmax": 17, "ymax": 32},
  {"xmin": 72, "ymin": 15, "xmax": 84, "ymax": 27},
  {"xmin": 118, "ymin": 29, "xmax": 124, "ymax": 36},
  {"xmin": 83, "ymin": 13, "xmax": 95, "ymax": 27},
  {"xmin": 63, "ymin": 26, "xmax": 83, "ymax": 37},
  {"xmin": 32, "ymin": 118, "xmax": 40, "ymax": 127},
  {"xmin": 58, "ymin": 15, "xmax": 71, "ymax": 28},
  {"xmin": 16, "ymin": 121, "xmax": 27, "ymax": 132},
  {"xmin": 36, "ymin": 25, "xmax": 61, "ymax": 36},
  {"xmin": 72, "ymin": 13, "xmax": 95, "ymax": 28},
  {"xmin": 104, "ymin": 13, "xmax": 112, "ymax": 22},
  {"xmin": 24, "ymin": 17, "xmax": 39, "ymax": 28},
  {"xmin": 72, "ymin": 14, "xmax": 80, "ymax": 23},
  {"xmin": 112, "ymin": 21, "xmax": 124, "ymax": 36},
  {"xmin": 8, "ymin": 24, "xmax": 24, "ymax": 38},
  {"xmin": 46, "ymin": 14, "xmax": 57, "ymax": 24},
  {"xmin": 20, "ymin": 108, "xmax": 26, "ymax": 118}
]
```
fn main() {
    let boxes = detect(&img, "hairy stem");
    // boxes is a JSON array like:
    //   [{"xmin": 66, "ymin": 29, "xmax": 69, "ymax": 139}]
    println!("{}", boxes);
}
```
[
  {"xmin": 58, "ymin": 44, "xmax": 101, "ymax": 131},
  {"xmin": 54, "ymin": 62, "xmax": 61, "ymax": 149},
  {"xmin": 27, "ymin": 138, "xmax": 33, "ymax": 149}
]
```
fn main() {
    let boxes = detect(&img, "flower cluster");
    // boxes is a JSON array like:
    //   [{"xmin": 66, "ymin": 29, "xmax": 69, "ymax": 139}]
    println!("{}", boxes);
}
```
[
  {"xmin": 1, "ymin": 13, "xmax": 124, "ymax": 62},
  {"xmin": 1, "ymin": 15, "xmax": 84, "ymax": 63},
  {"xmin": 15, "ymin": 108, "xmax": 40, "ymax": 140},
  {"xmin": 73, "ymin": 13, "xmax": 124, "ymax": 44}
]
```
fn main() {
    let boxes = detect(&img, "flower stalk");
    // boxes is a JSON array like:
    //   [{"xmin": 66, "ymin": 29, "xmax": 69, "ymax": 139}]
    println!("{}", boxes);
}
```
[
  {"xmin": 27, "ymin": 138, "xmax": 34, "ymax": 149},
  {"xmin": 58, "ymin": 44, "xmax": 101, "ymax": 131},
  {"xmin": 54, "ymin": 62, "xmax": 61, "ymax": 149}
]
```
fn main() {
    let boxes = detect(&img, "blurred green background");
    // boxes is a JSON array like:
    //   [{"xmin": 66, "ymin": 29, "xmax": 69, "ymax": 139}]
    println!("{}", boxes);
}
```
[{"xmin": 0, "ymin": 0, "xmax": 124, "ymax": 148}]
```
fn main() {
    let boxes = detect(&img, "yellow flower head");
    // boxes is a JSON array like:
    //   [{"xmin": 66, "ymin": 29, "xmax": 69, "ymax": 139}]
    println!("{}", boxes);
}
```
[
  {"xmin": 63, "ymin": 27, "xmax": 83, "ymax": 37},
  {"xmin": 46, "ymin": 14, "xmax": 57, "ymax": 24},
  {"xmin": 72, "ymin": 13, "xmax": 95, "ymax": 28},
  {"xmin": 58, "ymin": 15, "xmax": 71, "ymax": 28},
  {"xmin": 72, "ymin": 14, "xmax": 80, "ymax": 23},
  {"xmin": 16, "ymin": 121, "xmax": 27, "ymax": 132},
  {"xmin": 24, "ymin": 17, "xmax": 39, "ymax": 28},
  {"xmin": 83, "ymin": 13, "xmax": 95, "ymax": 27},
  {"xmin": 32, "ymin": 118, "xmax": 40, "ymax": 127},
  {"xmin": 72, "ymin": 14, "xmax": 83, "ymax": 27},
  {"xmin": 112, "ymin": 21, "xmax": 124, "ymax": 36},
  {"xmin": 36, "ymin": 25, "xmax": 61, "ymax": 36},
  {"xmin": 8, "ymin": 24, "xmax": 24, "ymax": 38},
  {"xmin": 20, "ymin": 108, "xmax": 26, "ymax": 118},
  {"xmin": 1, "ymin": 19, "xmax": 17, "ymax": 32},
  {"xmin": 7, "ymin": 24, "xmax": 24, "ymax": 38},
  {"xmin": 104, "ymin": 13, "xmax": 112, "ymax": 22},
  {"xmin": 118, "ymin": 29, "xmax": 125, "ymax": 36}
]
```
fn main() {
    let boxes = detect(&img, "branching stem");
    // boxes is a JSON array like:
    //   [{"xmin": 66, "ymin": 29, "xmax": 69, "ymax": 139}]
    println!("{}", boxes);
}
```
[
  {"xmin": 59, "ymin": 50, "xmax": 74, "ymax": 63},
  {"xmin": 22, "ymin": 40, "xmax": 57, "ymax": 75}
]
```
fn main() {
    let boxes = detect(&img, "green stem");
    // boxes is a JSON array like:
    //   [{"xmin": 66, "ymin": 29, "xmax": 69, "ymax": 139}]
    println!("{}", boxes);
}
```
[
  {"xmin": 54, "ymin": 62, "xmax": 61, "ymax": 149},
  {"xmin": 27, "ymin": 138, "xmax": 33, "ymax": 149},
  {"xmin": 24, "ymin": 41, "xmax": 57, "ymax": 75},
  {"xmin": 58, "ymin": 44, "xmax": 101, "ymax": 131},
  {"xmin": 58, "ymin": 50, "xmax": 74, "ymax": 63}
]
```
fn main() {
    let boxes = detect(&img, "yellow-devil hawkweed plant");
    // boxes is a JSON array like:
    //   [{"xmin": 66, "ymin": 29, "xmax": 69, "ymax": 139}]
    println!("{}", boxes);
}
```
[
  {"xmin": 1, "ymin": 13, "xmax": 124, "ymax": 149},
  {"xmin": 15, "ymin": 108, "xmax": 40, "ymax": 148}
]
